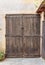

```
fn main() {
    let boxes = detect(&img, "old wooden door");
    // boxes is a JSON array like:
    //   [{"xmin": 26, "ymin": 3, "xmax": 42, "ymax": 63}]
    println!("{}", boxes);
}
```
[{"xmin": 5, "ymin": 14, "xmax": 40, "ymax": 58}]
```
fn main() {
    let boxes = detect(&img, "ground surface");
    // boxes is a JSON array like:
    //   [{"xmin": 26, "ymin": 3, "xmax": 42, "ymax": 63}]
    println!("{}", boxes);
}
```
[{"xmin": 0, "ymin": 58, "xmax": 45, "ymax": 65}]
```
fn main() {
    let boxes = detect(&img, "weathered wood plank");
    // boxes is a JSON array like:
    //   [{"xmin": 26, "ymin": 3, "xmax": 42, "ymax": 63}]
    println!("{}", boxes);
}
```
[{"xmin": 5, "ymin": 14, "xmax": 40, "ymax": 58}]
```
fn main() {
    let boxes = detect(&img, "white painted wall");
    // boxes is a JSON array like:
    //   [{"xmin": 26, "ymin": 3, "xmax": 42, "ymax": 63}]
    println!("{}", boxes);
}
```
[{"xmin": 0, "ymin": 0, "xmax": 43, "ymax": 14}]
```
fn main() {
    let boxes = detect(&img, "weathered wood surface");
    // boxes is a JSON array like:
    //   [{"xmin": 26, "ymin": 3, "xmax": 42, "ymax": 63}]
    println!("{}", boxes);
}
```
[{"xmin": 5, "ymin": 14, "xmax": 40, "ymax": 58}]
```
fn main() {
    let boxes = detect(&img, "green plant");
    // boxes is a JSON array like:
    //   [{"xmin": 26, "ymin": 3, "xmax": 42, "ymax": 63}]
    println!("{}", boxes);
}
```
[{"xmin": 0, "ymin": 52, "xmax": 5, "ymax": 61}]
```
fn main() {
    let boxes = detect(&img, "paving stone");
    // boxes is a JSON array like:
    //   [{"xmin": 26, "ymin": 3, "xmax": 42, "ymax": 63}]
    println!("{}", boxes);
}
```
[{"xmin": 0, "ymin": 58, "xmax": 45, "ymax": 65}]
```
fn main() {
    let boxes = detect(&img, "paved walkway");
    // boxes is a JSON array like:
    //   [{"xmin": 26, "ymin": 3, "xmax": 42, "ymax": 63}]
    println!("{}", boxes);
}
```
[{"xmin": 0, "ymin": 58, "xmax": 45, "ymax": 65}]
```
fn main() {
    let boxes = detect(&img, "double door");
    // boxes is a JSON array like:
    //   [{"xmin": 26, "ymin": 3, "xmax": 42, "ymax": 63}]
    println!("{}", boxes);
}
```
[{"xmin": 5, "ymin": 14, "xmax": 40, "ymax": 58}]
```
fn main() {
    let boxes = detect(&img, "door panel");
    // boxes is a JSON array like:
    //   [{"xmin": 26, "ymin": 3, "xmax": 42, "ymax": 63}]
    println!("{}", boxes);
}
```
[
  {"xmin": 23, "ymin": 15, "xmax": 32, "ymax": 36},
  {"xmin": 33, "ymin": 17, "xmax": 40, "ymax": 35},
  {"xmin": 6, "ymin": 15, "xmax": 23, "ymax": 57},
  {"xmin": 23, "ymin": 15, "xmax": 40, "ymax": 57},
  {"xmin": 6, "ymin": 37, "xmax": 13, "ymax": 57},
  {"xmin": 12, "ymin": 15, "xmax": 22, "ymax": 36},
  {"xmin": 6, "ymin": 17, "xmax": 12, "ymax": 35}
]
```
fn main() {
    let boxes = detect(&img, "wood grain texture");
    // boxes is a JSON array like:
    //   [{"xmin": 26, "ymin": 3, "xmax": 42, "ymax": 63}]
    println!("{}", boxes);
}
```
[{"xmin": 5, "ymin": 14, "xmax": 40, "ymax": 58}]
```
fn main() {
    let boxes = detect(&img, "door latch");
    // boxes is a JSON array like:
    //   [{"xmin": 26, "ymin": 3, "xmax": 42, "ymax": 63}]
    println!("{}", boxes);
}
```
[{"xmin": 21, "ymin": 27, "xmax": 24, "ymax": 29}]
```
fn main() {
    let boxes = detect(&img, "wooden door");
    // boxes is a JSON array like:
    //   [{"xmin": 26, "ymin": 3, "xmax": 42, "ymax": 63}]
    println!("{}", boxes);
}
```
[
  {"xmin": 5, "ymin": 14, "xmax": 40, "ymax": 58},
  {"xmin": 23, "ymin": 15, "xmax": 40, "ymax": 57},
  {"xmin": 6, "ymin": 15, "xmax": 23, "ymax": 57}
]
